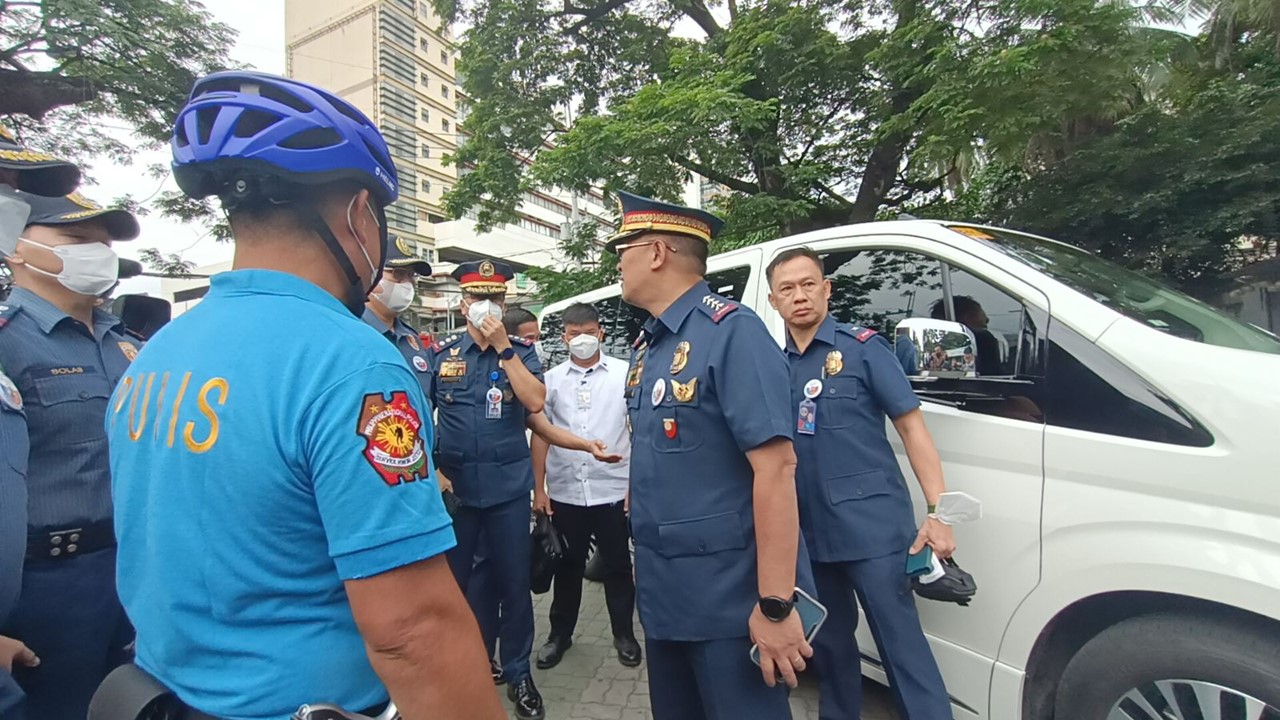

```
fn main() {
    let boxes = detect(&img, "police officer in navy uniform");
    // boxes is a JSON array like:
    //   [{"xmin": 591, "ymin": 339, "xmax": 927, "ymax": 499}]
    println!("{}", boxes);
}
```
[
  {"xmin": 0, "ymin": 124, "xmax": 81, "ymax": 720},
  {"xmin": 0, "ymin": 190, "xmax": 142, "ymax": 720},
  {"xmin": 611, "ymin": 191, "xmax": 814, "ymax": 719},
  {"xmin": 766, "ymin": 247, "xmax": 955, "ymax": 720},
  {"xmin": 363, "ymin": 235, "xmax": 433, "ymax": 394},
  {"xmin": 429, "ymin": 258, "xmax": 548, "ymax": 720}
]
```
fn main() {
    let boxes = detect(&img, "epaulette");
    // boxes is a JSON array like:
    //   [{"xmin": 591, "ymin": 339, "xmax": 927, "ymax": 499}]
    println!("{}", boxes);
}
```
[
  {"xmin": 430, "ymin": 333, "xmax": 463, "ymax": 353},
  {"xmin": 509, "ymin": 335, "xmax": 533, "ymax": 347},
  {"xmin": 837, "ymin": 324, "xmax": 878, "ymax": 343},
  {"xmin": 696, "ymin": 294, "xmax": 739, "ymax": 324},
  {"xmin": 0, "ymin": 302, "xmax": 20, "ymax": 331}
]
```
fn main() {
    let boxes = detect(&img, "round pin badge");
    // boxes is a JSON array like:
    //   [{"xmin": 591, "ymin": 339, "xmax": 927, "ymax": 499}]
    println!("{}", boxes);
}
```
[
  {"xmin": 803, "ymin": 379, "xmax": 823, "ymax": 399},
  {"xmin": 412, "ymin": 356, "xmax": 429, "ymax": 372},
  {"xmin": 0, "ymin": 371, "xmax": 21, "ymax": 411},
  {"xmin": 651, "ymin": 378, "xmax": 666, "ymax": 406},
  {"xmin": 486, "ymin": 387, "xmax": 504, "ymax": 404}
]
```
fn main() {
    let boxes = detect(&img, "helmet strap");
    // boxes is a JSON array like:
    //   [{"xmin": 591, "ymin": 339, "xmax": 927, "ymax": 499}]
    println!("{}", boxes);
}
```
[{"xmin": 304, "ymin": 208, "xmax": 371, "ymax": 317}]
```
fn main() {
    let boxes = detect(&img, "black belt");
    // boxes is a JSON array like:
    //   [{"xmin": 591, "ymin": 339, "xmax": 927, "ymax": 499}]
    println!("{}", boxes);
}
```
[{"xmin": 25, "ymin": 519, "xmax": 115, "ymax": 563}]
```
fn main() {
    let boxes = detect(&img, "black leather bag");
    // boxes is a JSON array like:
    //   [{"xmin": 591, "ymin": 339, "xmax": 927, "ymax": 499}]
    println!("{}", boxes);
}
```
[{"xmin": 530, "ymin": 513, "xmax": 565, "ymax": 594}]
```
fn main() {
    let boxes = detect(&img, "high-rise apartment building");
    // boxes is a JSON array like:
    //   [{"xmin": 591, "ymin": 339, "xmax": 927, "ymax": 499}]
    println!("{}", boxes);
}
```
[{"xmin": 284, "ymin": 0, "xmax": 613, "ymax": 331}]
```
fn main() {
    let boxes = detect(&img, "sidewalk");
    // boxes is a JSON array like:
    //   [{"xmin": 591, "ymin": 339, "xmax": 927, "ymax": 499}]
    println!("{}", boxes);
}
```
[{"xmin": 496, "ymin": 583, "xmax": 898, "ymax": 719}]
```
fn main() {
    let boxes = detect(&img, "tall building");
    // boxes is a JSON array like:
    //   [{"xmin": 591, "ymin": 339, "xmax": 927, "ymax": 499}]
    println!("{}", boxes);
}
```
[{"xmin": 284, "ymin": 0, "xmax": 613, "ymax": 332}]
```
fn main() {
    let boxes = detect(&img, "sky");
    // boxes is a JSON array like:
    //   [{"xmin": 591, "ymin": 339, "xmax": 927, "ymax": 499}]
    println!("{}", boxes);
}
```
[{"xmin": 106, "ymin": 0, "xmax": 287, "ymax": 297}]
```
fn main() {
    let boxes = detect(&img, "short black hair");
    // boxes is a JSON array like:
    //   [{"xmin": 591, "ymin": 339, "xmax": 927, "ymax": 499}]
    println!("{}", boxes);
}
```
[
  {"xmin": 766, "ymin": 246, "xmax": 823, "ymax": 287},
  {"xmin": 562, "ymin": 302, "xmax": 599, "ymax": 326},
  {"xmin": 664, "ymin": 234, "xmax": 708, "ymax": 275},
  {"xmin": 503, "ymin": 307, "xmax": 538, "ymax": 335},
  {"xmin": 930, "ymin": 295, "xmax": 981, "ymax": 321}
]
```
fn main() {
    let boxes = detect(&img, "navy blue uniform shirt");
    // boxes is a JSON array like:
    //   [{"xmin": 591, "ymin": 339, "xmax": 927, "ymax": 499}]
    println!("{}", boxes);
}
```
[
  {"xmin": 362, "ymin": 308, "xmax": 433, "ymax": 400},
  {"xmin": 0, "ymin": 363, "xmax": 27, "ymax": 624},
  {"xmin": 427, "ymin": 330, "xmax": 543, "ymax": 508},
  {"xmin": 0, "ymin": 287, "xmax": 137, "ymax": 531},
  {"xmin": 787, "ymin": 314, "xmax": 920, "ymax": 563},
  {"xmin": 626, "ymin": 281, "xmax": 810, "ymax": 642}
]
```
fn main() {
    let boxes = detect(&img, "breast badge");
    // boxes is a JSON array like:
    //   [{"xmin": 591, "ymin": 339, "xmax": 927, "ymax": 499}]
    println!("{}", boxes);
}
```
[
  {"xmin": 407, "ymin": 334, "xmax": 421, "ymax": 351},
  {"xmin": 119, "ymin": 342, "xmax": 139, "ymax": 362},
  {"xmin": 670, "ymin": 341, "xmax": 690, "ymax": 374},
  {"xmin": 672, "ymin": 377, "xmax": 697, "ymax": 403},
  {"xmin": 357, "ymin": 391, "xmax": 429, "ymax": 487},
  {"xmin": 824, "ymin": 350, "xmax": 844, "ymax": 377}
]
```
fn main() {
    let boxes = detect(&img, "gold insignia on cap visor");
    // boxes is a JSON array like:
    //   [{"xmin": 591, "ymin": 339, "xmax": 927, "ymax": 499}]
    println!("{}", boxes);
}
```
[
  {"xmin": 479, "ymin": 260, "xmax": 496, "ymax": 278},
  {"xmin": 396, "ymin": 236, "xmax": 413, "ymax": 255}
]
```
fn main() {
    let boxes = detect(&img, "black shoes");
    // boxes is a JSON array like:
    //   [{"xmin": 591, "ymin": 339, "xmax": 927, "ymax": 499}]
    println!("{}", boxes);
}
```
[
  {"xmin": 614, "ymin": 636, "xmax": 642, "ymax": 667},
  {"xmin": 490, "ymin": 657, "xmax": 506, "ymax": 685},
  {"xmin": 535, "ymin": 635, "xmax": 572, "ymax": 669},
  {"xmin": 508, "ymin": 676, "xmax": 545, "ymax": 720}
]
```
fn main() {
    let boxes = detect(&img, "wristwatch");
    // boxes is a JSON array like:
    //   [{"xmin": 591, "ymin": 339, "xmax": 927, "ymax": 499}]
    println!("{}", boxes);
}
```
[
  {"xmin": 758, "ymin": 594, "xmax": 796, "ymax": 622},
  {"xmin": 500, "ymin": 347, "xmax": 516, "ymax": 361}
]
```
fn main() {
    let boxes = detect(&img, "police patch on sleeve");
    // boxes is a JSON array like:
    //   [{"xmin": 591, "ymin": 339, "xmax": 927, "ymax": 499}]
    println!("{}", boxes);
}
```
[
  {"xmin": 0, "ymin": 370, "xmax": 21, "ymax": 410},
  {"xmin": 356, "ymin": 391, "xmax": 430, "ymax": 486}
]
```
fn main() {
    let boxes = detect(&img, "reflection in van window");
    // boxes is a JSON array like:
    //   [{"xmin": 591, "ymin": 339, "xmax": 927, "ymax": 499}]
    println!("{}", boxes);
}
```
[
  {"xmin": 706, "ymin": 266, "xmax": 751, "ymax": 302},
  {"xmin": 971, "ymin": 226, "xmax": 1280, "ymax": 355},
  {"xmin": 823, "ymin": 249, "xmax": 941, "ymax": 335}
]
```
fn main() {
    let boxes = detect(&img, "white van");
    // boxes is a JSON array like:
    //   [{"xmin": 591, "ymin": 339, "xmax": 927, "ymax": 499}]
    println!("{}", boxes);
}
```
[{"xmin": 539, "ymin": 220, "xmax": 1280, "ymax": 720}]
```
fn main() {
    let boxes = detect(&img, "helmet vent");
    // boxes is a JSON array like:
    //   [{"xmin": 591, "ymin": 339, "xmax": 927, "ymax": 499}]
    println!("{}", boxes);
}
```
[
  {"xmin": 279, "ymin": 127, "xmax": 343, "ymax": 150},
  {"xmin": 234, "ymin": 109, "xmax": 281, "ymax": 138}
]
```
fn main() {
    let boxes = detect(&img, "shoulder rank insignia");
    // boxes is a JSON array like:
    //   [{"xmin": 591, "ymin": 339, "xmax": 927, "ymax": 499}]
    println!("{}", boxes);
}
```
[
  {"xmin": 854, "ymin": 327, "xmax": 877, "ymax": 343},
  {"xmin": 824, "ymin": 350, "xmax": 844, "ymax": 377},
  {"xmin": 700, "ymin": 294, "xmax": 739, "ymax": 323},
  {"xmin": 431, "ymin": 334, "xmax": 461, "ymax": 353},
  {"xmin": 670, "ymin": 341, "xmax": 690, "ymax": 374}
]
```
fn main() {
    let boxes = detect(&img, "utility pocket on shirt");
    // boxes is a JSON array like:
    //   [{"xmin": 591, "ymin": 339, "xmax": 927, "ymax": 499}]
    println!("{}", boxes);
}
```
[
  {"xmin": 656, "ymin": 511, "xmax": 748, "ymax": 558},
  {"xmin": 818, "ymin": 376, "xmax": 860, "ymax": 430},
  {"xmin": 31, "ymin": 371, "xmax": 112, "ymax": 407},
  {"xmin": 827, "ymin": 469, "xmax": 892, "ymax": 504}
]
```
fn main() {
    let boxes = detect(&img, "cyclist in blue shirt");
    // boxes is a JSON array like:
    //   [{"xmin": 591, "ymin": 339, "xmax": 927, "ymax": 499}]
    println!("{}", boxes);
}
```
[{"xmin": 104, "ymin": 71, "xmax": 504, "ymax": 720}]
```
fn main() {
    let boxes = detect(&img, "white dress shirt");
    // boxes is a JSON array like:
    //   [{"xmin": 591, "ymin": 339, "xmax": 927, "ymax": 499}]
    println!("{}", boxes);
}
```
[{"xmin": 542, "ymin": 353, "xmax": 631, "ymax": 506}]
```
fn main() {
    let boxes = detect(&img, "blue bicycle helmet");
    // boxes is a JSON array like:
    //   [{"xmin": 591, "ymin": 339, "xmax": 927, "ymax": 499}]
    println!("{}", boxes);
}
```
[{"xmin": 171, "ymin": 70, "xmax": 399, "ymax": 207}]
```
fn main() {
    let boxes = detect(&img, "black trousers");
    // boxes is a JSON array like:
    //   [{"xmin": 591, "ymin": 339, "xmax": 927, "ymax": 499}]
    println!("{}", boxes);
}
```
[{"xmin": 548, "ymin": 498, "xmax": 636, "ymax": 641}]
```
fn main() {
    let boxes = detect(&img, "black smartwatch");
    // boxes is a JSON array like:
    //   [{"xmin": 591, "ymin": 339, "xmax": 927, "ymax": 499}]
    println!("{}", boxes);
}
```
[
  {"xmin": 500, "ymin": 347, "xmax": 516, "ymax": 361},
  {"xmin": 758, "ymin": 594, "xmax": 795, "ymax": 622}
]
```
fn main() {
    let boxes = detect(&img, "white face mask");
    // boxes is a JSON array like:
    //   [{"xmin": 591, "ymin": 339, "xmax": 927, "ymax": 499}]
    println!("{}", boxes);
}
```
[
  {"xmin": 466, "ymin": 298, "xmax": 503, "ymax": 327},
  {"xmin": 18, "ymin": 236, "xmax": 119, "ymax": 297},
  {"xmin": 375, "ymin": 278, "xmax": 415, "ymax": 312},
  {"xmin": 0, "ymin": 186, "xmax": 31, "ymax": 256},
  {"xmin": 533, "ymin": 340, "xmax": 546, "ymax": 363},
  {"xmin": 568, "ymin": 333, "xmax": 601, "ymax": 360}
]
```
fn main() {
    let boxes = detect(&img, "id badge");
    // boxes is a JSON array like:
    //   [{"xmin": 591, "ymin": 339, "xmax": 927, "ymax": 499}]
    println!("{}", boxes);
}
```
[
  {"xmin": 577, "ymin": 389, "xmax": 591, "ymax": 410},
  {"xmin": 486, "ymin": 387, "xmax": 503, "ymax": 419},
  {"xmin": 797, "ymin": 399, "xmax": 817, "ymax": 435}
]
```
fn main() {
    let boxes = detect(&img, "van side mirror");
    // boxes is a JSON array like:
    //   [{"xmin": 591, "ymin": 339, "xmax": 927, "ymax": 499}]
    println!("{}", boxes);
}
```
[
  {"xmin": 111, "ymin": 294, "xmax": 171, "ymax": 341},
  {"xmin": 897, "ymin": 318, "xmax": 978, "ymax": 377}
]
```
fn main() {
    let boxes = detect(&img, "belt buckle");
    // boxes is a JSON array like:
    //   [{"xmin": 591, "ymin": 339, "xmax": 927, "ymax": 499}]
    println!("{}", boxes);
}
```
[{"xmin": 45, "ymin": 527, "xmax": 84, "ymax": 558}]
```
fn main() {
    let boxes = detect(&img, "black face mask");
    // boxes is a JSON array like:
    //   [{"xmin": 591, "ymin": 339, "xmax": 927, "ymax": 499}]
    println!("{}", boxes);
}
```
[{"xmin": 305, "ymin": 195, "xmax": 388, "ymax": 317}]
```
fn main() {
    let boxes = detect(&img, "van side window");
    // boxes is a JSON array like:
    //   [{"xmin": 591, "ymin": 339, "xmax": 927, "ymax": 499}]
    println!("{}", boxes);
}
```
[
  {"xmin": 706, "ymin": 266, "xmax": 751, "ymax": 302},
  {"xmin": 944, "ymin": 265, "xmax": 1028, "ymax": 377},
  {"xmin": 823, "ymin": 249, "xmax": 942, "ymax": 336}
]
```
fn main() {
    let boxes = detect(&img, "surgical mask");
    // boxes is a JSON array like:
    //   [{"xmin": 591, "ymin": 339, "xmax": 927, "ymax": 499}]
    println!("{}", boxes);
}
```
[
  {"xmin": 534, "ymin": 341, "xmax": 546, "ymax": 363},
  {"xmin": 568, "ymin": 334, "xmax": 600, "ymax": 360},
  {"xmin": 466, "ymin": 299, "xmax": 502, "ymax": 327},
  {"xmin": 0, "ymin": 185, "xmax": 30, "ymax": 257},
  {"xmin": 376, "ymin": 278, "xmax": 415, "ymax": 312},
  {"xmin": 18, "ymin": 236, "xmax": 119, "ymax": 297}
]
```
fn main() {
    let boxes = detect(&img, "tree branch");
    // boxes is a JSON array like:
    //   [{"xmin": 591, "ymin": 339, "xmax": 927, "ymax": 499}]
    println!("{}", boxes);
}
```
[
  {"xmin": 669, "ymin": 155, "xmax": 759, "ymax": 194},
  {"xmin": 677, "ymin": 0, "xmax": 722, "ymax": 38},
  {"xmin": 812, "ymin": 180, "xmax": 854, "ymax": 208},
  {"xmin": 0, "ymin": 69, "xmax": 98, "ymax": 119},
  {"xmin": 558, "ymin": 0, "xmax": 634, "ymax": 32}
]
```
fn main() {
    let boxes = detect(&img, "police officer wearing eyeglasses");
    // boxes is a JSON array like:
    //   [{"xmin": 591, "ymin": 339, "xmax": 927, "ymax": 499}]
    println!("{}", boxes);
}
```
[{"xmin": 610, "ymin": 192, "xmax": 814, "ymax": 719}]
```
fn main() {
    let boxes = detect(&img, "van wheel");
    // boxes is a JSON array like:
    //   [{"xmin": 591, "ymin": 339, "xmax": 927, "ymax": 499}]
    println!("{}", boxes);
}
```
[{"xmin": 1054, "ymin": 613, "xmax": 1280, "ymax": 719}]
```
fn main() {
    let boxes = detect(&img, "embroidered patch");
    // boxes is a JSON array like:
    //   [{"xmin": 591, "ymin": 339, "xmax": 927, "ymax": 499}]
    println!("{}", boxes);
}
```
[{"xmin": 356, "ymin": 391, "xmax": 430, "ymax": 487}]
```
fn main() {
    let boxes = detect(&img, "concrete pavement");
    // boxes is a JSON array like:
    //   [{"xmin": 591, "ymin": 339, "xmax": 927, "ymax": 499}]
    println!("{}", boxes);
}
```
[{"xmin": 495, "ymin": 582, "xmax": 899, "ymax": 720}]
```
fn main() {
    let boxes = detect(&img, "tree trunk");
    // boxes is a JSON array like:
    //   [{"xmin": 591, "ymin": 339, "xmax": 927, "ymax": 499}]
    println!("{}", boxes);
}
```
[{"xmin": 0, "ymin": 70, "xmax": 99, "ymax": 119}]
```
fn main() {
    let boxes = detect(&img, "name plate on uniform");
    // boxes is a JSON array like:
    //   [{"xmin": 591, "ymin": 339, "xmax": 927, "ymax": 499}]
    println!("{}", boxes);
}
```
[{"xmin": 439, "ymin": 359, "xmax": 467, "ymax": 381}]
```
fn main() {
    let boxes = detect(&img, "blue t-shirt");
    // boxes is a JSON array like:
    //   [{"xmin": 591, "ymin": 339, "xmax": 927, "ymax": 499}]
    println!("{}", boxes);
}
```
[{"xmin": 107, "ymin": 270, "xmax": 455, "ymax": 720}]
